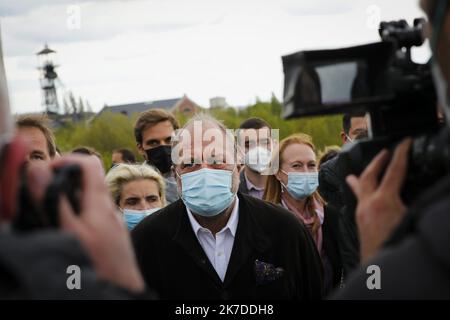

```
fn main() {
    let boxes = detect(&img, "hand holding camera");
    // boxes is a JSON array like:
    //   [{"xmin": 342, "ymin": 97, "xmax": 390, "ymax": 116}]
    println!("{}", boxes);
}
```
[
  {"xmin": 21, "ymin": 155, "xmax": 145, "ymax": 293},
  {"xmin": 346, "ymin": 138, "xmax": 411, "ymax": 263}
]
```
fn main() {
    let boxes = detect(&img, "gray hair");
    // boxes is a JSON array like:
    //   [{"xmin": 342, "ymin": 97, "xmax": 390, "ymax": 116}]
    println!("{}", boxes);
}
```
[{"xmin": 171, "ymin": 113, "xmax": 243, "ymax": 165}]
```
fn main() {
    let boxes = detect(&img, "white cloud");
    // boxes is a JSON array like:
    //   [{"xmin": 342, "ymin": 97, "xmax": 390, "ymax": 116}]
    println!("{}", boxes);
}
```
[
  {"xmin": 278, "ymin": 0, "xmax": 355, "ymax": 16},
  {"xmin": 2, "ymin": 0, "xmax": 205, "ymax": 57},
  {"xmin": 1, "ymin": 0, "xmax": 430, "ymax": 115},
  {"xmin": 0, "ymin": 0, "xmax": 138, "ymax": 17}
]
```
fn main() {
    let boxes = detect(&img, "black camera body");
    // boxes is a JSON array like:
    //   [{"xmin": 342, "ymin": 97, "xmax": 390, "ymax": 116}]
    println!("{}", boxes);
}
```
[
  {"xmin": 282, "ymin": 18, "xmax": 449, "ymax": 206},
  {"xmin": 43, "ymin": 164, "xmax": 82, "ymax": 227},
  {"xmin": 13, "ymin": 164, "xmax": 82, "ymax": 231}
]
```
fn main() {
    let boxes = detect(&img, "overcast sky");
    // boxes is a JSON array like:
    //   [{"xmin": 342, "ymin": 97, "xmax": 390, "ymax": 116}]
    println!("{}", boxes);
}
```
[{"xmin": 1, "ymin": 0, "xmax": 429, "ymax": 114}]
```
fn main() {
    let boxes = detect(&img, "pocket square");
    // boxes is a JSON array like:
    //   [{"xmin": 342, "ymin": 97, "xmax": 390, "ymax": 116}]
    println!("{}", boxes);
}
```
[{"xmin": 254, "ymin": 259, "xmax": 284, "ymax": 285}]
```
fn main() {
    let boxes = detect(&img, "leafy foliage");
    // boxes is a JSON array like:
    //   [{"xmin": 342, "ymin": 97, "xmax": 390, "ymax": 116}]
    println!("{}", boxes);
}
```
[
  {"xmin": 55, "ymin": 98, "xmax": 343, "ymax": 169},
  {"xmin": 55, "ymin": 112, "xmax": 141, "ymax": 168}
]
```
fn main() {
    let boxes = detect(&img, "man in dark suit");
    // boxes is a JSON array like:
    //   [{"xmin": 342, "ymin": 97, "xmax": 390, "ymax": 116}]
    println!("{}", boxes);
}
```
[
  {"xmin": 132, "ymin": 114, "xmax": 323, "ymax": 300},
  {"xmin": 237, "ymin": 117, "xmax": 274, "ymax": 200},
  {"xmin": 318, "ymin": 111, "xmax": 368, "ymax": 280}
]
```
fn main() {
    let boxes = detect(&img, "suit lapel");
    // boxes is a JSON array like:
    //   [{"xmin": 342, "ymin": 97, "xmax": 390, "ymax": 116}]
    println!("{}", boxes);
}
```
[
  {"xmin": 223, "ymin": 194, "xmax": 271, "ymax": 288},
  {"xmin": 238, "ymin": 170, "xmax": 249, "ymax": 194},
  {"xmin": 172, "ymin": 202, "xmax": 223, "ymax": 287}
]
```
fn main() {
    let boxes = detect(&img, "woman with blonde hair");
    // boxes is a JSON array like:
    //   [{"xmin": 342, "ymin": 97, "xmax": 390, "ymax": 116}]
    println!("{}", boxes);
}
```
[
  {"xmin": 106, "ymin": 164, "xmax": 166, "ymax": 230},
  {"xmin": 264, "ymin": 133, "xmax": 342, "ymax": 294}
]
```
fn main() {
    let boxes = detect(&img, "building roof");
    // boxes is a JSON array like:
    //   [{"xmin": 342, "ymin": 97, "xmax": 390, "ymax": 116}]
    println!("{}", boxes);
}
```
[
  {"xmin": 37, "ymin": 44, "xmax": 56, "ymax": 55},
  {"xmin": 100, "ymin": 97, "xmax": 182, "ymax": 116}
]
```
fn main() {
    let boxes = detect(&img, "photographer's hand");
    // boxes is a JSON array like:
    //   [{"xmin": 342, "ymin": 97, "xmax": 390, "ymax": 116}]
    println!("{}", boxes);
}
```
[
  {"xmin": 346, "ymin": 138, "xmax": 412, "ymax": 264},
  {"xmin": 52, "ymin": 155, "xmax": 145, "ymax": 293}
]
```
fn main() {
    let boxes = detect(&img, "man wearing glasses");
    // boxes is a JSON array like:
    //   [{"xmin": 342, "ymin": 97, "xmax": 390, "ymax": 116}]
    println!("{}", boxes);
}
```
[{"xmin": 131, "ymin": 113, "xmax": 323, "ymax": 300}]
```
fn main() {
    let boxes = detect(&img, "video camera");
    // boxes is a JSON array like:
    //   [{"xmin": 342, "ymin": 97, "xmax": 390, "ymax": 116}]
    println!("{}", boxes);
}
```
[{"xmin": 282, "ymin": 18, "xmax": 450, "ymax": 206}]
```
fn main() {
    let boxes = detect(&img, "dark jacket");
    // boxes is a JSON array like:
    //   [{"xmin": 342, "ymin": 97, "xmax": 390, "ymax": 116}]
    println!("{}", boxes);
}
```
[
  {"xmin": 318, "ymin": 157, "xmax": 344, "ymax": 210},
  {"xmin": 322, "ymin": 205, "xmax": 343, "ymax": 293},
  {"xmin": 273, "ymin": 200, "xmax": 342, "ymax": 294},
  {"xmin": 332, "ymin": 174, "xmax": 450, "ymax": 299},
  {"xmin": 0, "ymin": 231, "xmax": 152, "ymax": 299},
  {"xmin": 131, "ymin": 193, "xmax": 323, "ymax": 300},
  {"xmin": 145, "ymin": 162, "xmax": 179, "ymax": 205},
  {"xmin": 238, "ymin": 169, "xmax": 250, "ymax": 195},
  {"xmin": 319, "ymin": 155, "xmax": 359, "ymax": 278}
]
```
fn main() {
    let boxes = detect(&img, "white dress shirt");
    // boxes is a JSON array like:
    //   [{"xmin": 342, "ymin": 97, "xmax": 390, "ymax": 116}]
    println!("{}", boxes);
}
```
[
  {"xmin": 244, "ymin": 171, "xmax": 265, "ymax": 200},
  {"xmin": 186, "ymin": 196, "xmax": 239, "ymax": 282}
]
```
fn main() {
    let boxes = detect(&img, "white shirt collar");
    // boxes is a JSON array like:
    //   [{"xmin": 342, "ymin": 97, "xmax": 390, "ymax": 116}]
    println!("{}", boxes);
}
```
[
  {"xmin": 186, "ymin": 195, "xmax": 239, "ymax": 237},
  {"xmin": 244, "ymin": 171, "xmax": 264, "ymax": 192}
]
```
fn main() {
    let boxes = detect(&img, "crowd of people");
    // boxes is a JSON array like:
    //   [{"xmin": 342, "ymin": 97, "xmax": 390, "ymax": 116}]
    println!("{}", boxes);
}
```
[
  {"xmin": 5, "ymin": 96, "xmax": 369, "ymax": 298},
  {"xmin": 0, "ymin": 0, "xmax": 449, "ymax": 300}
]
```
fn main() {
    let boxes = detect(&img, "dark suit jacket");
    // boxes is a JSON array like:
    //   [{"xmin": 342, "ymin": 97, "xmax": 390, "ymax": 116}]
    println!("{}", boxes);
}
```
[
  {"xmin": 322, "ymin": 205, "xmax": 343, "ymax": 293},
  {"xmin": 319, "ymin": 156, "xmax": 359, "ymax": 277},
  {"xmin": 132, "ymin": 193, "xmax": 323, "ymax": 300},
  {"xmin": 238, "ymin": 169, "xmax": 250, "ymax": 195},
  {"xmin": 333, "ymin": 174, "xmax": 450, "ymax": 299}
]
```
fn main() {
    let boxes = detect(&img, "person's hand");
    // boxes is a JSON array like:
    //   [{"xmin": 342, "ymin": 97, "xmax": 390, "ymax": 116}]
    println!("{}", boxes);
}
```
[
  {"xmin": 346, "ymin": 138, "xmax": 412, "ymax": 264},
  {"xmin": 27, "ymin": 155, "xmax": 145, "ymax": 293}
]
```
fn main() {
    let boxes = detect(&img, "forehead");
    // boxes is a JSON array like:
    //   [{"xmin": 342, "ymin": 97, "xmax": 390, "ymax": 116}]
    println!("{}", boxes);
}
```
[
  {"xmin": 282, "ymin": 143, "xmax": 315, "ymax": 162},
  {"xmin": 17, "ymin": 126, "xmax": 47, "ymax": 149},
  {"xmin": 349, "ymin": 117, "xmax": 367, "ymax": 130},
  {"xmin": 122, "ymin": 178, "xmax": 159, "ymax": 196},
  {"xmin": 112, "ymin": 152, "xmax": 123, "ymax": 159},
  {"xmin": 142, "ymin": 120, "xmax": 175, "ymax": 140},
  {"xmin": 239, "ymin": 127, "xmax": 271, "ymax": 140},
  {"xmin": 176, "ymin": 122, "xmax": 234, "ymax": 157}
]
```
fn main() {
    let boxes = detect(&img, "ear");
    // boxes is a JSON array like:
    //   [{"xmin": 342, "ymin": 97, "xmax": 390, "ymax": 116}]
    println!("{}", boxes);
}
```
[
  {"xmin": 275, "ymin": 170, "xmax": 283, "ymax": 183},
  {"xmin": 137, "ymin": 143, "xmax": 146, "ymax": 158},
  {"xmin": 174, "ymin": 167, "xmax": 182, "ymax": 192},
  {"xmin": 170, "ymin": 165, "xmax": 177, "ymax": 179},
  {"xmin": 340, "ymin": 131, "xmax": 347, "ymax": 144}
]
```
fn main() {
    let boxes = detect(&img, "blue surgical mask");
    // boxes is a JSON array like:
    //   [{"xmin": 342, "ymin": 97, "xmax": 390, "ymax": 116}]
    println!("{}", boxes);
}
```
[
  {"xmin": 179, "ymin": 168, "xmax": 236, "ymax": 217},
  {"xmin": 122, "ymin": 207, "xmax": 160, "ymax": 230},
  {"xmin": 281, "ymin": 170, "xmax": 319, "ymax": 200}
]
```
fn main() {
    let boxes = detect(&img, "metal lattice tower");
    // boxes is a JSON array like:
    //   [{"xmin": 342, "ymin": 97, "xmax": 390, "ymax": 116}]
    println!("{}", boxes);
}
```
[{"xmin": 37, "ymin": 44, "xmax": 59, "ymax": 114}]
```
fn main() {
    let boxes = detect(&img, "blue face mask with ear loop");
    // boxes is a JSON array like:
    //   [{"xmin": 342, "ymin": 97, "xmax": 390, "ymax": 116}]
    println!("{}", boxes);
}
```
[
  {"xmin": 177, "ymin": 167, "xmax": 237, "ymax": 217},
  {"xmin": 122, "ymin": 207, "xmax": 161, "ymax": 230},
  {"xmin": 280, "ymin": 169, "xmax": 319, "ymax": 200}
]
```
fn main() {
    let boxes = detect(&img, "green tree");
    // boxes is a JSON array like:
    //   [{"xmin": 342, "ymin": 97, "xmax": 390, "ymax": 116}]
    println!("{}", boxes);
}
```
[
  {"xmin": 55, "ymin": 99, "xmax": 343, "ymax": 169},
  {"xmin": 55, "ymin": 111, "xmax": 141, "ymax": 169}
]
